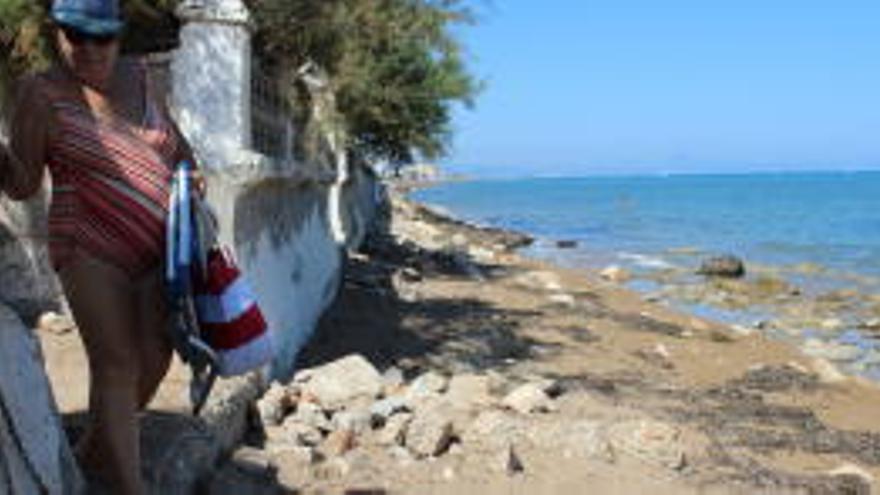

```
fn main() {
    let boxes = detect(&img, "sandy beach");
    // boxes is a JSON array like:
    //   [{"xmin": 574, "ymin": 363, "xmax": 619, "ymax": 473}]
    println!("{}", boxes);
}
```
[{"xmin": 39, "ymin": 186, "xmax": 880, "ymax": 494}]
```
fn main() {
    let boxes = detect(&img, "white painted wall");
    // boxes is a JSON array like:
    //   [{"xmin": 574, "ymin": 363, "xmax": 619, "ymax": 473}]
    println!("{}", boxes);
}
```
[{"xmin": 172, "ymin": 0, "xmax": 378, "ymax": 379}]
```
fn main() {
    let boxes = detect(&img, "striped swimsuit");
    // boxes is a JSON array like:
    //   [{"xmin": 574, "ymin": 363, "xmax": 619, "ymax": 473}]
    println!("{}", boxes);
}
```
[{"xmin": 42, "ymin": 63, "xmax": 179, "ymax": 277}]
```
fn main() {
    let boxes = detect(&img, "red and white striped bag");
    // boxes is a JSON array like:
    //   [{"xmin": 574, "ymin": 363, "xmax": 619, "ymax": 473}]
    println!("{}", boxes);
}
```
[{"xmin": 193, "ymin": 247, "xmax": 273, "ymax": 377}]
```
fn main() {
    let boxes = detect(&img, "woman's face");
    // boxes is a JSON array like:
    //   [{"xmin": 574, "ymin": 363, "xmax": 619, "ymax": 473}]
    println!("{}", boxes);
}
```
[{"xmin": 55, "ymin": 26, "xmax": 120, "ymax": 90}]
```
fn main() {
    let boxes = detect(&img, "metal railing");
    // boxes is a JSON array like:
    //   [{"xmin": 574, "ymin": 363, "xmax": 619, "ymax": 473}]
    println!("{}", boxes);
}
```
[{"xmin": 251, "ymin": 65, "xmax": 293, "ymax": 160}]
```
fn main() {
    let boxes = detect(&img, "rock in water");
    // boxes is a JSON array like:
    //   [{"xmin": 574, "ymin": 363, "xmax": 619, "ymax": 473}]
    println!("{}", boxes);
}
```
[{"xmin": 697, "ymin": 255, "xmax": 745, "ymax": 278}]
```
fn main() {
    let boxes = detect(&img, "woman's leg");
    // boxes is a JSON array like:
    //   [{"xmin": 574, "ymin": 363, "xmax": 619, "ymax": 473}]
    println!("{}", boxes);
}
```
[
  {"xmin": 58, "ymin": 253, "xmax": 145, "ymax": 495},
  {"xmin": 132, "ymin": 266, "xmax": 173, "ymax": 410}
]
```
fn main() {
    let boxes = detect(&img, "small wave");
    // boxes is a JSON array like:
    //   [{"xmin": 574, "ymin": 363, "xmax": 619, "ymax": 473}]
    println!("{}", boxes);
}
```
[{"xmin": 618, "ymin": 252, "xmax": 674, "ymax": 269}]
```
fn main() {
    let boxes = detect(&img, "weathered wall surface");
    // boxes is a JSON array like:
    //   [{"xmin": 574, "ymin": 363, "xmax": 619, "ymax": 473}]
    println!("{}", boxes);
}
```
[
  {"xmin": 232, "ymin": 181, "xmax": 343, "ymax": 378},
  {"xmin": 172, "ymin": 0, "xmax": 379, "ymax": 379}
]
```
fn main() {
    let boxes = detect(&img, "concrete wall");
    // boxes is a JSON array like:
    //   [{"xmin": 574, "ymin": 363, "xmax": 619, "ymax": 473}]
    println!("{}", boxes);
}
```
[{"xmin": 172, "ymin": 0, "xmax": 379, "ymax": 379}]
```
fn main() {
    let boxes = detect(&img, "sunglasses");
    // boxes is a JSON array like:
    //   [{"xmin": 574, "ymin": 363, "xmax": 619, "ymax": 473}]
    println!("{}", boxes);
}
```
[{"xmin": 60, "ymin": 25, "xmax": 119, "ymax": 46}]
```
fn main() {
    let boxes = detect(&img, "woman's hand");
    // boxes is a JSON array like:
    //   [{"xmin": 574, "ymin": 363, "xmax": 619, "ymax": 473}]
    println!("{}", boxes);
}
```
[{"xmin": 190, "ymin": 168, "xmax": 207, "ymax": 198}]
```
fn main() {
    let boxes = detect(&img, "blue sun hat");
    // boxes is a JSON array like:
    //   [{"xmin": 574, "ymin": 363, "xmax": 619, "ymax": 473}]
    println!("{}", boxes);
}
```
[{"xmin": 50, "ymin": 0, "xmax": 124, "ymax": 36}]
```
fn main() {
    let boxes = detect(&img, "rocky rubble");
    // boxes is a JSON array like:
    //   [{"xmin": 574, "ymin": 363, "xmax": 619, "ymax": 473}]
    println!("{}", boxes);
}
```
[{"xmin": 226, "ymin": 353, "xmax": 714, "ymax": 491}]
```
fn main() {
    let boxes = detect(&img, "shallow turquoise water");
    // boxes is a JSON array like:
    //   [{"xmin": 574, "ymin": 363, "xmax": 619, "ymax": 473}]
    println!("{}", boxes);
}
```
[{"xmin": 412, "ymin": 171, "xmax": 880, "ymax": 286}]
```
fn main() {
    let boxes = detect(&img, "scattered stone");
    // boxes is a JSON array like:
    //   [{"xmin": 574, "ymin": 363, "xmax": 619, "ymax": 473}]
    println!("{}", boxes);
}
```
[
  {"xmin": 820, "ymin": 318, "xmax": 844, "ymax": 331},
  {"xmin": 556, "ymin": 239, "xmax": 578, "ymax": 249},
  {"xmin": 230, "ymin": 446, "xmax": 276, "ymax": 478},
  {"xmin": 312, "ymin": 457, "xmax": 351, "ymax": 480},
  {"xmin": 273, "ymin": 445, "xmax": 318, "ymax": 467},
  {"xmin": 405, "ymin": 371, "xmax": 448, "ymax": 401},
  {"xmin": 382, "ymin": 366, "xmax": 406, "ymax": 395},
  {"xmin": 859, "ymin": 318, "xmax": 880, "ymax": 331},
  {"xmin": 729, "ymin": 324, "xmax": 757, "ymax": 336},
  {"xmin": 810, "ymin": 358, "xmax": 847, "ymax": 384},
  {"xmin": 387, "ymin": 445, "xmax": 415, "ymax": 465},
  {"xmin": 406, "ymin": 408, "xmax": 454, "ymax": 458},
  {"xmin": 635, "ymin": 343, "xmax": 674, "ymax": 370},
  {"xmin": 36, "ymin": 311, "xmax": 75, "ymax": 334},
  {"xmin": 278, "ymin": 418, "xmax": 323, "ymax": 447},
  {"xmin": 399, "ymin": 267, "xmax": 422, "ymax": 282},
  {"xmin": 599, "ymin": 265, "xmax": 630, "ymax": 283},
  {"xmin": 688, "ymin": 317, "xmax": 712, "ymax": 332},
  {"xmin": 293, "ymin": 355, "xmax": 383, "ymax": 410},
  {"xmin": 827, "ymin": 463, "xmax": 875, "ymax": 486},
  {"xmin": 442, "ymin": 466, "xmax": 456, "ymax": 480},
  {"xmin": 256, "ymin": 382, "xmax": 292, "ymax": 427},
  {"xmin": 500, "ymin": 443, "xmax": 525, "ymax": 475},
  {"xmin": 321, "ymin": 429, "xmax": 356, "ymax": 457},
  {"xmin": 531, "ymin": 420, "xmax": 613, "ymax": 462},
  {"xmin": 517, "ymin": 375, "xmax": 563, "ymax": 398},
  {"xmin": 370, "ymin": 396, "xmax": 410, "ymax": 424},
  {"xmin": 290, "ymin": 402, "xmax": 332, "ymax": 433},
  {"xmin": 502, "ymin": 383, "xmax": 556, "ymax": 414},
  {"xmin": 514, "ymin": 271, "xmax": 562, "ymax": 292},
  {"xmin": 737, "ymin": 363, "xmax": 818, "ymax": 392},
  {"xmin": 331, "ymin": 409, "xmax": 372, "ymax": 435},
  {"xmin": 802, "ymin": 339, "xmax": 862, "ymax": 362},
  {"xmin": 697, "ymin": 255, "xmax": 745, "ymax": 278},
  {"xmin": 548, "ymin": 293, "xmax": 576, "ymax": 307},
  {"xmin": 445, "ymin": 374, "xmax": 495, "ymax": 411},
  {"xmin": 378, "ymin": 413, "xmax": 413, "ymax": 446},
  {"xmin": 609, "ymin": 420, "xmax": 688, "ymax": 470}
]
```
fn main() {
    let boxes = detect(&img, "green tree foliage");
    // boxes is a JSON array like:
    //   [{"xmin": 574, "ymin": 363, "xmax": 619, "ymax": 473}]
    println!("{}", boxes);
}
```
[
  {"xmin": 1, "ymin": 0, "xmax": 479, "ymax": 166},
  {"xmin": 250, "ymin": 0, "xmax": 480, "ymax": 166}
]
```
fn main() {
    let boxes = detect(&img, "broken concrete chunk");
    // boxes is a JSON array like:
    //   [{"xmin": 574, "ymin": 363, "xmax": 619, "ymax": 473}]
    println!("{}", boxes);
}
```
[
  {"xmin": 405, "ymin": 408, "xmax": 454, "ymax": 458},
  {"xmin": 293, "ymin": 355, "xmax": 383, "ymax": 410},
  {"xmin": 378, "ymin": 413, "xmax": 413, "ymax": 446},
  {"xmin": 256, "ymin": 382, "xmax": 292, "ymax": 427}
]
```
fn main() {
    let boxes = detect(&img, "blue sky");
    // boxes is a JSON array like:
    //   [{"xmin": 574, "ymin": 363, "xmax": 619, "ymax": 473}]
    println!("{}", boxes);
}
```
[{"xmin": 445, "ymin": 1, "xmax": 880, "ymax": 176}]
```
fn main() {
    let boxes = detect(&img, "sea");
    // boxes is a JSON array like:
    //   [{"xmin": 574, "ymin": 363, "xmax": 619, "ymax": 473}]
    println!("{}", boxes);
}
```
[{"xmin": 411, "ymin": 171, "xmax": 880, "ymax": 378}]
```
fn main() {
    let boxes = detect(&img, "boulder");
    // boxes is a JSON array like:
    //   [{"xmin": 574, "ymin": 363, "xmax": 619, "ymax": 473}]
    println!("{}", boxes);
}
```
[
  {"xmin": 697, "ymin": 255, "xmax": 745, "ymax": 278},
  {"xmin": 293, "ymin": 355, "xmax": 383, "ymax": 410}
]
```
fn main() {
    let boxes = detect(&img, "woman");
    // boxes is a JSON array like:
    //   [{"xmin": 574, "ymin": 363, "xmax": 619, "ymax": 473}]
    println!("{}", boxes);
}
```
[{"xmin": 0, "ymin": 1, "xmax": 200, "ymax": 493}]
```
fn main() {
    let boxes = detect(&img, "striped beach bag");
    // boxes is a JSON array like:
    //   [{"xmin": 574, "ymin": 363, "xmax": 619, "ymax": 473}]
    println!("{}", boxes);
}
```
[
  {"xmin": 192, "ymin": 244, "xmax": 273, "ymax": 377},
  {"xmin": 168, "ymin": 160, "xmax": 273, "ymax": 384}
]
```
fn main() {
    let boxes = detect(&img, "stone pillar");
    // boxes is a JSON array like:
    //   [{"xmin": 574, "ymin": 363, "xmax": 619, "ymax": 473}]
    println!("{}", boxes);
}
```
[{"xmin": 171, "ymin": 0, "xmax": 253, "ymax": 168}]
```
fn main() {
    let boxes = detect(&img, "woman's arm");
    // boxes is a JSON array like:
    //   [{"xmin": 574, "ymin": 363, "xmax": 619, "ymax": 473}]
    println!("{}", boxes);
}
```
[
  {"xmin": 145, "ymin": 66, "xmax": 205, "ymax": 196},
  {"xmin": 1, "ymin": 77, "xmax": 50, "ymax": 200}
]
